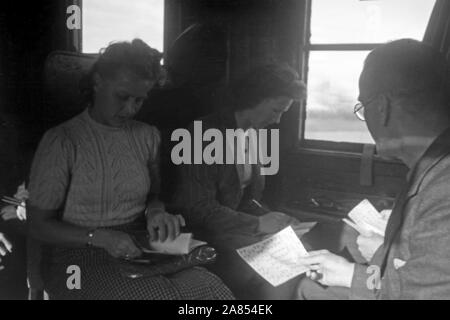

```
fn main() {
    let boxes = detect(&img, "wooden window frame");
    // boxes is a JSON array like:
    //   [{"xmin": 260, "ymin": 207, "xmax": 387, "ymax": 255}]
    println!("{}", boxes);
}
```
[{"xmin": 297, "ymin": 0, "xmax": 384, "ymax": 154}]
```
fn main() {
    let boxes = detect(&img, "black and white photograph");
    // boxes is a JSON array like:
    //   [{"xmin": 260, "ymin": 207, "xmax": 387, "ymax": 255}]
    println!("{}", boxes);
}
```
[{"xmin": 1, "ymin": 0, "xmax": 450, "ymax": 305}]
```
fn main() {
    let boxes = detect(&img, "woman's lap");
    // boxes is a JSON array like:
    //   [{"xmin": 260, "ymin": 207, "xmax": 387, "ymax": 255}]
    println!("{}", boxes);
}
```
[{"xmin": 43, "ymin": 246, "xmax": 234, "ymax": 300}]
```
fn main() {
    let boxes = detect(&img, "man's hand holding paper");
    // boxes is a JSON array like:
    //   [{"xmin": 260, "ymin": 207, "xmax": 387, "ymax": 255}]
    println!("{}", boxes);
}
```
[
  {"xmin": 357, "ymin": 232, "xmax": 384, "ymax": 262},
  {"xmin": 342, "ymin": 200, "xmax": 390, "ymax": 262},
  {"xmin": 344, "ymin": 199, "xmax": 388, "ymax": 237},
  {"xmin": 300, "ymin": 250, "xmax": 355, "ymax": 288}
]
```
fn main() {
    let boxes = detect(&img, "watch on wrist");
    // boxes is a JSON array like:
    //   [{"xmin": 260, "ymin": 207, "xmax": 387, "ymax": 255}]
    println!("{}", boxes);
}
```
[{"xmin": 86, "ymin": 229, "xmax": 97, "ymax": 248}]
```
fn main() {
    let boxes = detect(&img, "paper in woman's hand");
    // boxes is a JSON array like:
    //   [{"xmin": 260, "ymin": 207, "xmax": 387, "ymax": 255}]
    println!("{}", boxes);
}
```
[
  {"xmin": 133, "ymin": 232, "xmax": 207, "ymax": 255},
  {"xmin": 237, "ymin": 226, "xmax": 309, "ymax": 287},
  {"xmin": 148, "ymin": 233, "xmax": 207, "ymax": 255}
]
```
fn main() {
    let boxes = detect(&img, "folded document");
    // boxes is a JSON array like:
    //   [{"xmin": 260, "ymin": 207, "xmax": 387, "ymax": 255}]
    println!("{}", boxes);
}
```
[
  {"xmin": 135, "ymin": 233, "xmax": 207, "ymax": 255},
  {"xmin": 343, "ymin": 199, "xmax": 392, "ymax": 237}
]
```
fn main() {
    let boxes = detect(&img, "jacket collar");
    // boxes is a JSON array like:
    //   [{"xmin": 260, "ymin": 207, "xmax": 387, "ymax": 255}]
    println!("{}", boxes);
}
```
[
  {"xmin": 216, "ymin": 110, "xmax": 264, "ymax": 187},
  {"xmin": 407, "ymin": 126, "xmax": 450, "ymax": 197},
  {"xmin": 380, "ymin": 126, "xmax": 450, "ymax": 273}
]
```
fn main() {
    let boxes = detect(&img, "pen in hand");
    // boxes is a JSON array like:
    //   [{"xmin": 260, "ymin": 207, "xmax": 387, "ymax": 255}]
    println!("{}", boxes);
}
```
[{"xmin": 252, "ymin": 199, "xmax": 270, "ymax": 214}]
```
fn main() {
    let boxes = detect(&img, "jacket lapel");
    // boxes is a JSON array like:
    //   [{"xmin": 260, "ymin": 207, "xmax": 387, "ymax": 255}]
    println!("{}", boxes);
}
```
[
  {"xmin": 218, "ymin": 111, "xmax": 264, "ymax": 193},
  {"xmin": 406, "ymin": 130, "xmax": 450, "ymax": 198},
  {"xmin": 380, "ymin": 127, "xmax": 450, "ymax": 274}
]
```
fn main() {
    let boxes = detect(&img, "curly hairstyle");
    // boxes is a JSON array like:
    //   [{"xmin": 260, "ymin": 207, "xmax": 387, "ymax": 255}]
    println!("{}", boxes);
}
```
[
  {"xmin": 81, "ymin": 39, "xmax": 163, "ymax": 104},
  {"xmin": 231, "ymin": 63, "xmax": 306, "ymax": 111}
]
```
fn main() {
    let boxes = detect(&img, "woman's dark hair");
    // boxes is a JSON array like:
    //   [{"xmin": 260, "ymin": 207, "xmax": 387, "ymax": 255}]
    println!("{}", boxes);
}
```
[
  {"xmin": 81, "ymin": 39, "xmax": 163, "ymax": 104},
  {"xmin": 231, "ymin": 63, "xmax": 306, "ymax": 111}
]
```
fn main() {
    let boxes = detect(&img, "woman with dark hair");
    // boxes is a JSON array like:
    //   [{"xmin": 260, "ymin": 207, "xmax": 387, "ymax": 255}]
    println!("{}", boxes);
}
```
[
  {"xmin": 27, "ymin": 39, "xmax": 233, "ymax": 300},
  {"xmin": 174, "ymin": 63, "xmax": 307, "ymax": 299}
]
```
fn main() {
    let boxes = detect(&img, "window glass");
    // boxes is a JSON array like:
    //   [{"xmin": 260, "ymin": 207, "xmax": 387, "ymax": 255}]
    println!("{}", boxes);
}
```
[
  {"xmin": 311, "ymin": 0, "xmax": 436, "ymax": 44},
  {"xmin": 83, "ymin": 0, "xmax": 164, "ymax": 53},
  {"xmin": 305, "ymin": 51, "xmax": 374, "ymax": 144},
  {"xmin": 305, "ymin": 0, "xmax": 436, "ymax": 144}
]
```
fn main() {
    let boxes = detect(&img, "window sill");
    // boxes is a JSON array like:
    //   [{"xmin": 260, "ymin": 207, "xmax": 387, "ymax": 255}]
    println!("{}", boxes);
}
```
[{"xmin": 286, "ymin": 140, "xmax": 404, "ymax": 165}]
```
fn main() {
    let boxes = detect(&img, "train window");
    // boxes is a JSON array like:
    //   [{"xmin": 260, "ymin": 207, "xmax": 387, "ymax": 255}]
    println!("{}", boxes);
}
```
[
  {"xmin": 82, "ymin": 0, "xmax": 164, "ymax": 53},
  {"xmin": 304, "ymin": 0, "xmax": 436, "ymax": 145}
]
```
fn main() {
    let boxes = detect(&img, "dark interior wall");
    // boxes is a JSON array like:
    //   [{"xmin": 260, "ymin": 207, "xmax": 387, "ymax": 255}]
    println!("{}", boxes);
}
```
[
  {"xmin": 0, "ymin": 0, "xmax": 79, "ymax": 146},
  {"xmin": 165, "ymin": 0, "xmax": 306, "ymax": 82},
  {"xmin": 0, "ymin": 0, "xmax": 81, "ymax": 196},
  {"xmin": 164, "ymin": 0, "xmax": 307, "ymax": 142}
]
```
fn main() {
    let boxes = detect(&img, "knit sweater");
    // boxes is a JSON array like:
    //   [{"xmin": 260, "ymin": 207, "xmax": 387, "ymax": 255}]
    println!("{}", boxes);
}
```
[{"xmin": 28, "ymin": 110, "xmax": 160, "ymax": 227}]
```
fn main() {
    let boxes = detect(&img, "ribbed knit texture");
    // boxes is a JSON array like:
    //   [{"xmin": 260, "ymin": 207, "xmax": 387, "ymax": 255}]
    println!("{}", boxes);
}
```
[{"xmin": 29, "ymin": 110, "xmax": 160, "ymax": 227}]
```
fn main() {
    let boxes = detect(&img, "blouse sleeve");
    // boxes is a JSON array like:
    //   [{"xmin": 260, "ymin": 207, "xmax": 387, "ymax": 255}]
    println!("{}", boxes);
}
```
[{"xmin": 28, "ymin": 127, "xmax": 74, "ymax": 211}]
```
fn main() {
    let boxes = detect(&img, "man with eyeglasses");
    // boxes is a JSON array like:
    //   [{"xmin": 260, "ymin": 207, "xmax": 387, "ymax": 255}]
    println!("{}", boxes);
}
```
[{"xmin": 297, "ymin": 39, "xmax": 450, "ymax": 299}]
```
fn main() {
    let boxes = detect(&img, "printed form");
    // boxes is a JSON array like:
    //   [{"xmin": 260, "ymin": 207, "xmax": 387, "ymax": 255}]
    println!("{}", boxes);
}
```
[{"xmin": 237, "ymin": 226, "xmax": 309, "ymax": 287}]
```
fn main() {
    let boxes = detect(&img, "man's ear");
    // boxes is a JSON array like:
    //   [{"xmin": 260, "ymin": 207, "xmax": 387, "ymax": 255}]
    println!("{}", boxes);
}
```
[{"xmin": 378, "ymin": 94, "xmax": 391, "ymax": 127}]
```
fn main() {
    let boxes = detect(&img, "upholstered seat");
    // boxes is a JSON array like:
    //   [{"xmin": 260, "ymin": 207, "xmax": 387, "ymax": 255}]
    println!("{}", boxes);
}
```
[{"xmin": 28, "ymin": 51, "xmax": 97, "ymax": 300}]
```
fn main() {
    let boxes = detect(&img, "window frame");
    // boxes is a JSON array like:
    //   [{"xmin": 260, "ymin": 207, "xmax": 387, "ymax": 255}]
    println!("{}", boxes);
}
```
[
  {"xmin": 297, "ymin": 0, "xmax": 435, "ymax": 153},
  {"xmin": 66, "ymin": 0, "xmax": 83, "ymax": 53}
]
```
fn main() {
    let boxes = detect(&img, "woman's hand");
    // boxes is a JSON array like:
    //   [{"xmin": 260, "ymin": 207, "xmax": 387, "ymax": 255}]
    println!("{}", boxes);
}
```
[
  {"xmin": 92, "ymin": 229, "xmax": 142, "ymax": 259},
  {"xmin": 357, "ymin": 232, "xmax": 384, "ymax": 262},
  {"xmin": 1, "ymin": 183, "xmax": 29, "ymax": 222},
  {"xmin": 14, "ymin": 183, "xmax": 29, "ymax": 201},
  {"xmin": 146, "ymin": 209, "xmax": 186, "ymax": 242},
  {"xmin": 1, "ymin": 206, "xmax": 18, "ymax": 221},
  {"xmin": 15, "ymin": 183, "xmax": 28, "ymax": 221},
  {"xmin": 0, "ymin": 233, "xmax": 12, "ymax": 270},
  {"xmin": 1, "ymin": 204, "xmax": 26, "ymax": 221},
  {"xmin": 300, "ymin": 250, "xmax": 355, "ymax": 288}
]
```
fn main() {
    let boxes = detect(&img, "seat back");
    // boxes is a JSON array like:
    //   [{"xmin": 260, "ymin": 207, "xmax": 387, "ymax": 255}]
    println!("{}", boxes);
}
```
[
  {"xmin": 27, "ymin": 51, "xmax": 97, "ymax": 299},
  {"xmin": 42, "ymin": 51, "xmax": 97, "ymax": 127}
]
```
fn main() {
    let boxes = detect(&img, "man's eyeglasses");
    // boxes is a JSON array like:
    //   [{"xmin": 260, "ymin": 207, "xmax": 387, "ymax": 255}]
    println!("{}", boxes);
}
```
[
  {"xmin": 354, "ymin": 102, "xmax": 365, "ymax": 121},
  {"xmin": 353, "ymin": 95, "xmax": 379, "ymax": 121}
]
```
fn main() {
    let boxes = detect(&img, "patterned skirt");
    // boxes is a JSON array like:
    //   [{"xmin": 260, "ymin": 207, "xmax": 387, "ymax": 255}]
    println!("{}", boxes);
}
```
[{"xmin": 41, "ymin": 220, "xmax": 235, "ymax": 300}]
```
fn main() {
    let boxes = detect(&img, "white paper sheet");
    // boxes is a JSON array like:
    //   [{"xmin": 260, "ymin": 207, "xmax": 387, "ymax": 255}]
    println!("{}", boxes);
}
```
[
  {"xmin": 144, "ymin": 233, "xmax": 207, "ymax": 255},
  {"xmin": 347, "ymin": 199, "xmax": 388, "ymax": 237},
  {"xmin": 237, "ymin": 226, "xmax": 309, "ymax": 287}
]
